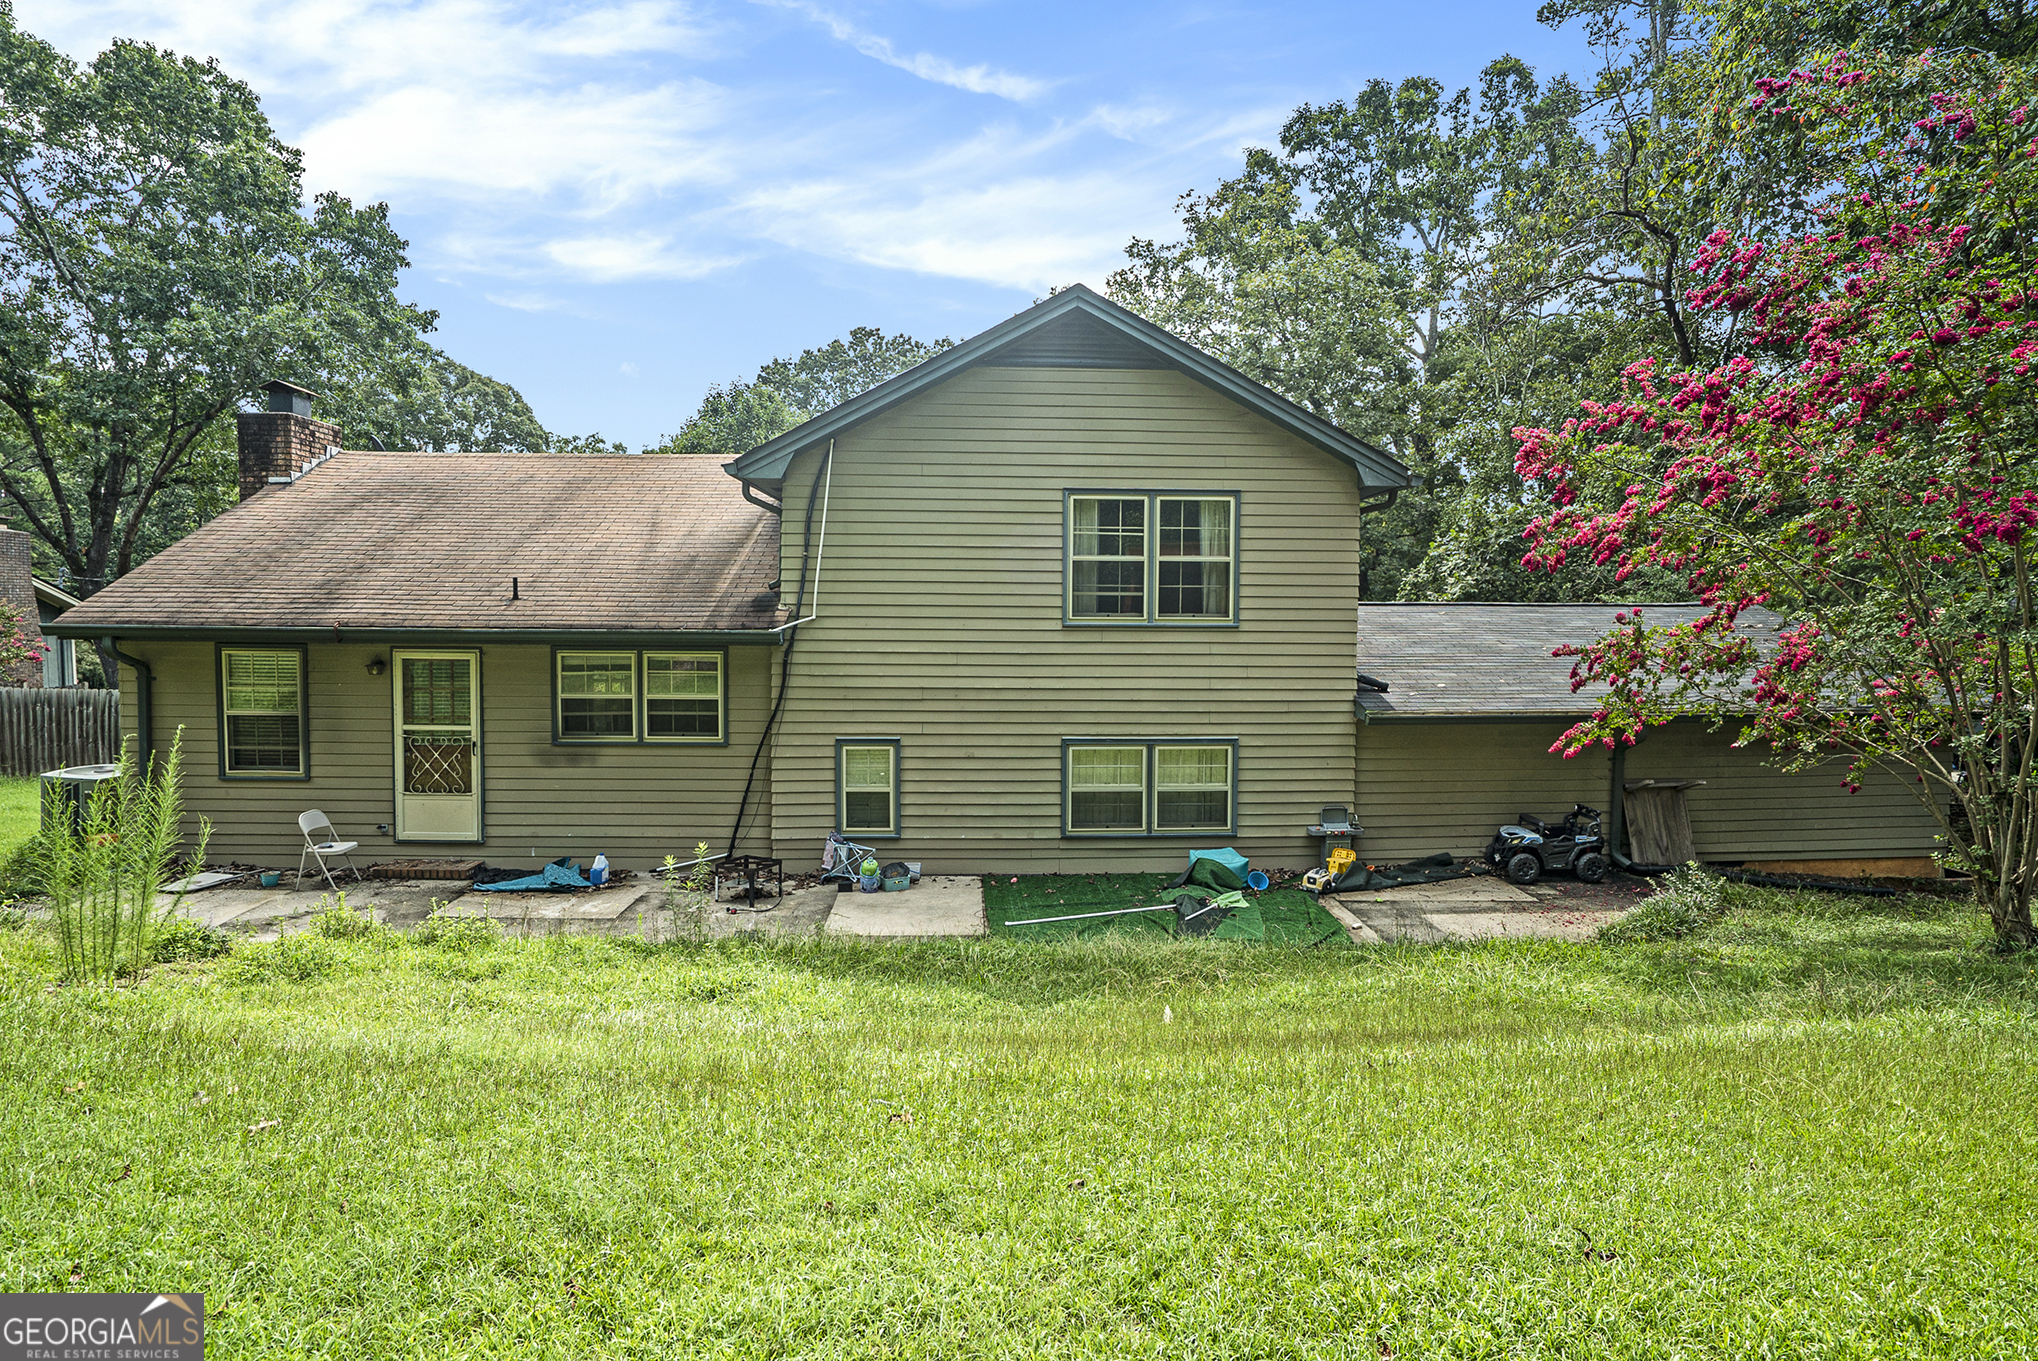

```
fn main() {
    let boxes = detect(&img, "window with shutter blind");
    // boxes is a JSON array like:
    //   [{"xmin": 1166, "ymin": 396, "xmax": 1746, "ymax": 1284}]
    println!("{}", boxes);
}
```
[
  {"xmin": 1063, "ymin": 739, "xmax": 1235, "ymax": 836},
  {"xmin": 220, "ymin": 648, "xmax": 307, "ymax": 776}
]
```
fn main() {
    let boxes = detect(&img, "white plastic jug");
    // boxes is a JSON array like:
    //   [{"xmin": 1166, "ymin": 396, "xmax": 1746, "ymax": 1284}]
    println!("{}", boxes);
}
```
[{"xmin": 590, "ymin": 853, "xmax": 609, "ymax": 887}]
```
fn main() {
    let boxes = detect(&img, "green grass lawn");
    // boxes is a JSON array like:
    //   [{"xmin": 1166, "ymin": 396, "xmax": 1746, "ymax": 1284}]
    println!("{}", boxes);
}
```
[
  {"xmin": 0, "ymin": 774, "xmax": 39, "ymax": 859},
  {"xmin": 3, "ymin": 885, "xmax": 2035, "ymax": 1358}
]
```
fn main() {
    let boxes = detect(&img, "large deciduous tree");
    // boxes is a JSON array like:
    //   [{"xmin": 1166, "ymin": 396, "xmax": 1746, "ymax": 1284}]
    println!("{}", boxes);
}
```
[
  {"xmin": 651, "ymin": 327, "xmax": 953, "ymax": 457},
  {"xmin": 1515, "ymin": 52, "xmax": 2038, "ymax": 947},
  {"xmin": 0, "ymin": 7, "xmax": 432, "ymax": 598}
]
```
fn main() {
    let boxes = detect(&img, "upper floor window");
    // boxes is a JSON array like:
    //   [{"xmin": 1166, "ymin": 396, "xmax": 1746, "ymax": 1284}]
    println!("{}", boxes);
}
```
[{"xmin": 1068, "ymin": 492, "xmax": 1236, "ymax": 623}]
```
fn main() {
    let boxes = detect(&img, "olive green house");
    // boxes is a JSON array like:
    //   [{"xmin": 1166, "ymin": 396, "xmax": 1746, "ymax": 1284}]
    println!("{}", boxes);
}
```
[{"xmin": 49, "ymin": 287, "xmax": 1943, "ymax": 876}]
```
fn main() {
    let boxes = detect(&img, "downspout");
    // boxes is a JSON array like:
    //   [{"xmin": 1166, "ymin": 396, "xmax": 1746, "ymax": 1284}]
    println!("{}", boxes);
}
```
[
  {"xmin": 770, "ymin": 441, "xmax": 833, "ymax": 634},
  {"xmin": 740, "ymin": 478, "xmax": 783, "ymax": 515},
  {"xmin": 725, "ymin": 440, "xmax": 834, "ymax": 864},
  {"xmin": 107, "ymin": 638, "xmax": 153, "ymax": 770}
]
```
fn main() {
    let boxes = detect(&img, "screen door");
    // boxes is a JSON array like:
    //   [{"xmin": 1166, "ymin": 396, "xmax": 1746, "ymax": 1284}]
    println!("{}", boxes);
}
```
[{"xmin": 393, "ymin": 650, "xmax": 481, "ymax": 841}]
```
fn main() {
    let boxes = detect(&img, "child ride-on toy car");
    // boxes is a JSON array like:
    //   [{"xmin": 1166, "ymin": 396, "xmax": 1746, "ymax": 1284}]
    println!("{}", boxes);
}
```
[{"xmin": 1485, "ymin": 804, "xmax": 1610, "ymax": 885}]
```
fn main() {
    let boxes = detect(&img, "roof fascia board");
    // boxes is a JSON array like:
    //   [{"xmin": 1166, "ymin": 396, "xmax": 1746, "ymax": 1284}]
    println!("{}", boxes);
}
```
[
  {"xmin": 724, "ymin": 285, "xmax": 1410, "ymax": 492},
  {"xmin": 49, "ymin": 624, "xmax": 783, "ymax": 646}
]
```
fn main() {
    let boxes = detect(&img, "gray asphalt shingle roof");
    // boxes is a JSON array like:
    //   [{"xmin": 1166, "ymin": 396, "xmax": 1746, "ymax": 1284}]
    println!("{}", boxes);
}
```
[
  {"xmin": 50, "ymin": 452, "xmax": 783, "ymax": 638},
  {"xmin": 1355, "ymin": 603, "xmax": 1784, "ymax": 717}
]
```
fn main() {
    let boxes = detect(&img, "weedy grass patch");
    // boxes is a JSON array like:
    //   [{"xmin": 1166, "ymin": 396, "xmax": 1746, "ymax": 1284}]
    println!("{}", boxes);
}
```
[{"xmin": 0, "ymin": 888, "xmax": 2033, "ymax": 1358}]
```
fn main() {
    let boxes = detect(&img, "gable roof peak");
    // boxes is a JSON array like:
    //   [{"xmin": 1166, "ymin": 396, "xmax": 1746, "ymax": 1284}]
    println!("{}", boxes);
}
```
[{"xmin": 724, "ymin": 285, "xmax": 1410, "ymax": 494}]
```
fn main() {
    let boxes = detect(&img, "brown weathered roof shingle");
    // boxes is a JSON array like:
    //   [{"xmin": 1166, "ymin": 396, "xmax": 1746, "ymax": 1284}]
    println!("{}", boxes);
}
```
[{"xmin": 53, "ymin": 452, "xmax": 782, "ymax": 637}]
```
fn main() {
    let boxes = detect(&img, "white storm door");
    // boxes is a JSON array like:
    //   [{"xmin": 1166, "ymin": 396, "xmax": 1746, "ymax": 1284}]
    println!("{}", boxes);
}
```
[{"xmin": 393, "ymin": 650, "xmax": 482, "ymax": 841}]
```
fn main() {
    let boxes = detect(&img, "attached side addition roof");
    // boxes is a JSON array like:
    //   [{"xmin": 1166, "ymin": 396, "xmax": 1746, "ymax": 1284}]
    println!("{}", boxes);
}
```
[
  {"xmin": 724, "ymin": 284, "xmax": 1411, "ymax": 496},
  {"xmin": 1355, "ymin": 602, "xmax": 1785, "ymax": 718},
  {"xmin": 50, "ymin": 453, "xmax": 782, "ymax": 642}
]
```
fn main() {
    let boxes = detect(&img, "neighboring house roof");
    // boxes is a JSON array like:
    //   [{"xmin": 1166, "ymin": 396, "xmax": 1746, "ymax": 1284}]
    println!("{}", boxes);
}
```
[
  {"xmin": 33, "ymin": 578, "xmax": 80, "ymax": 612},
  {"xmin": 723, "ymin": 284, "xmax": 1411, "ymax": 496},
  {"xmin": 48, "ymin": 453, "xmax": 782, "ymax": 641},
  {"xmin": 1355, "ymin": 602, "xmax": 1786, "ymax": 718}
]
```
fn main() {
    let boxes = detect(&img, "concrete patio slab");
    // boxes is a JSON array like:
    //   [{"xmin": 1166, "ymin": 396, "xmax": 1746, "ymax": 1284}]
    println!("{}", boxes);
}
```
[
  {"xmin": 826, "ymin": 876, "xmax": 985, "ymax": 937},
  {"xmin": 1324, "ymin": 876, "xmax": 1626, "ymax": 943},
  {"xmin": 692, "ymin": 884, "xmax": 837, "ymax": 939},
  {"xmin": 1316, "ymin": 896, "xmax": 1385, "ymax": 946},
  {"xmin": 1422, "ymin": 906, "xmax": 1625, "ymax": 942},
  {"xmin": 163, "ymin": 880, "xmax": 452, "ymax": 932},
  {"xmin": 1352, "ymin": 877, "xmax": 1537, "ymax": 905},
  {"xmin": 438, "ymin": 886, "xmax": 655, "ymax": 923}
]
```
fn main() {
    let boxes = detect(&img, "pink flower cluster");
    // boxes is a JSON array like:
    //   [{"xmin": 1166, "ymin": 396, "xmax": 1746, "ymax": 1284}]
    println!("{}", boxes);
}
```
[{"xmin": 1952, "ymin": 490, "xmax": 2038, "ymax": 550}]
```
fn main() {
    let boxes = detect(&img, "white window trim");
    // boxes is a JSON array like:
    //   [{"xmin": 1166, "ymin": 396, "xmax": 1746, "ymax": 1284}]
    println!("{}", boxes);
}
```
[
  {"xmin": 1066, "ymin": 492, "xmax": 1239, "ymax": 624},
  {"xmin": 1063, "ymin": 739, "xmax": 1238, "ymax": 837},
  {"xmin": 644, "ymin": 651, "xmax": 725, "ymax": 744},
  {"xmin": 1153, "ymin": 744, "xmax": 1235, "ymax": 832},
  {"xmin": 556, "ymin": 651, "xmax": 639, "ymax": 743},
  {"xmin": 838, "ymin": 741, "xmax": 900, "ymax": 837}
]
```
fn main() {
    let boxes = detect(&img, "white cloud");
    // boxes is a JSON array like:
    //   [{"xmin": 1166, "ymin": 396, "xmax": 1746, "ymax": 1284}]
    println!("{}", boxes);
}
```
[
  {"xmin": 296, "ymin": 80, "xmax": 731, "ymax": 205},
  {"xmin": 483, "ymin": 290, "xmax": 570, "ymax": 312},
  {"xmin": 540, "ymin": 233, "xmax": 746, "ymax": 280},
  {"xmin": 1087, "ymin": 103, "xmax": 1176, "ymax": 142},
  {"xmin": 17, "ymin": 0, "xmax": 1273, "ymax": 295},
  {"xmin": 761, "ymin": 0, "xmax": 1047, "ymax": 101}
]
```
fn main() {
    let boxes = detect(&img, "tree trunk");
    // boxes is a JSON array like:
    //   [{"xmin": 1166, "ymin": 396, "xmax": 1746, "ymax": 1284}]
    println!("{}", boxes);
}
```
[{"xmin": 1984, "ymin": 878, "xmax": 2035, "ymax": 951}]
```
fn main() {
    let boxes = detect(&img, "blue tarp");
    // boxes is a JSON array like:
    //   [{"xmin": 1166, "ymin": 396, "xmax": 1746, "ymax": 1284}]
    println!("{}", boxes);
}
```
[
  {"xmin": 470, "ymin": 858, "xmax": 591, "ymax": 893},
  {"xmin": 1188, "ymin": 846, "xmax": 1250, "ymax": 878}
]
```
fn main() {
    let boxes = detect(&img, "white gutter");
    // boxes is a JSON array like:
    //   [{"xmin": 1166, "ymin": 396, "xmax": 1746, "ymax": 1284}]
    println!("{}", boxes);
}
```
[{"xmin": 769, "ymin": 438, "xmax": 833, "ymax": 634}]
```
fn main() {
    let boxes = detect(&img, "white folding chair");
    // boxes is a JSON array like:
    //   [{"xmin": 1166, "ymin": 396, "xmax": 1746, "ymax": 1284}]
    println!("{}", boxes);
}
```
[{"xmin": 297, "ymin": 810, "xmax": 361, "ymax": 892}]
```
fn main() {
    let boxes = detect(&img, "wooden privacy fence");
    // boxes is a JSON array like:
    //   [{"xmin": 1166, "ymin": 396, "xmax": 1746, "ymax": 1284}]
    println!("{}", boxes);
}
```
[{"xmin": 0, "ymin": 687, "xmax": 120, "ymax": 778}]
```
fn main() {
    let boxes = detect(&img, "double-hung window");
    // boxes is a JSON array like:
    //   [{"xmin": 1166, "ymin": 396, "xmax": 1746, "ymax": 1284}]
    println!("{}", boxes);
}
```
[
  {"xmin": 1065, "ymin": 741, "xmax": 1235, "ymax": 835},
  {"xmin": 1068, "ymin": 492, "xmax": 1236, "ymax": 623},
  {"xmin": 838, "ymin": 741, "xmax": 900, "ymax": 836},
  {"xmin": 646, "ymin": 653, "xmax": 723, "ymax": 740},
  {"xmin": 555, "ymin": 650, "xmax": 726, "ymax": 743},
  {"xmin": 557, "ymin": 653, "xmax": 635, "ymax": 739},
  {"xmin": 221, "ymin": 648, "xmax": 307, "ymax": 776}
]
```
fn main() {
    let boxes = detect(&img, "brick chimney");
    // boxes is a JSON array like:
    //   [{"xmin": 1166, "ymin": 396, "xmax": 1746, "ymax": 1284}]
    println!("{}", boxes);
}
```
[
  {"xmin": 236, "ymin": 380, "xmax": 340, "ymax": 501},
  {"xmin": 0, "ymin": 527, "xmax": 46, "ymax": 687}
]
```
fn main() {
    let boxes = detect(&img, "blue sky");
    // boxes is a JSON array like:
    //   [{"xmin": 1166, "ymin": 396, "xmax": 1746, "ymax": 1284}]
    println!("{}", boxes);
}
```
[{"xmin": 24, "ymin": 0, "xmax": 1595, "ymax": 450}]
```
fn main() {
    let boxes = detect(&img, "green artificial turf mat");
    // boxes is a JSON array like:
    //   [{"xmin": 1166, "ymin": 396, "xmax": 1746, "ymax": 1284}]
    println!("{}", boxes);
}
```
[{"xmin": 983, "ymin": 872, "xmax": 1342, "ymax": 943}]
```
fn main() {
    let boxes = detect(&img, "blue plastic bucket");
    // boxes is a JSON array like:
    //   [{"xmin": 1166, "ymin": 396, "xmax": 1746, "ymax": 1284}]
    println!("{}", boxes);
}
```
[
  {"xmin": 1246, "ymin": 870, "xmax": 1270, "ymax": 891},
  {"xmin": 858, "ymin": 873, "xmax": 881, "ymax": 893}
]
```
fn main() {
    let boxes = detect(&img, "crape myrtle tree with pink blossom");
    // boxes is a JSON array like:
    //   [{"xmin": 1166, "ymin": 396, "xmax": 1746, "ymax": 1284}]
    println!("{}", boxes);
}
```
[{"xmin": 1514, "ymin": 50, "xmax": 2038, "ymax": 948}]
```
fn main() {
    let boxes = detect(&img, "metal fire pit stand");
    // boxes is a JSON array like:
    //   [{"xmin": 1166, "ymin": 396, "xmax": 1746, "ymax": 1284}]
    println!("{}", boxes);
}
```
[{"xmin": 718, "ymin": 854, "xmax": 784, "ymax": 911}]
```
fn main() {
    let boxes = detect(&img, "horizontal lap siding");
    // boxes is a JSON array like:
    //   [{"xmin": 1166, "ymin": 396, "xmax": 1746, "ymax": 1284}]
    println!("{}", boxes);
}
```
[
  {"xmin": 1354, "ymin": 722, "xmax": 1608, "ymax": 862},
  {"xmin": 1355, "ymin": 719, "xmax": 1942, "ymax": 863},
  {"xmin": 769, "ymin": 365, "xmax": 1362, "ymax": 874},
  {"xmin": 1623, "ymin": 721, "xmax": 1941, "ymax": 859},
  {"xmin": 119, "ymin": 642, "xmax": 772, "ymax": 872}
]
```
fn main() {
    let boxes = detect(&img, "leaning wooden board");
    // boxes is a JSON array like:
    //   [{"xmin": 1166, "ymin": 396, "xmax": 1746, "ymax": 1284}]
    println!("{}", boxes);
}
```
[{"xmin": 1624, "ymin": 779, "xmax": 1705, "ymax": 866}]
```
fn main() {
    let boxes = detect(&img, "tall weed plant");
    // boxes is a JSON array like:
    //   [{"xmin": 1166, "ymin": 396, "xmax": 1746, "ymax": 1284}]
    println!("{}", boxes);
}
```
[
  {"xmin": 44, "ymin": 730, "xmax": 208, "ymax": 980},
  {"xmin": 1598, "ymin": 863, "xmax": 1730, "ymax": 945}
]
